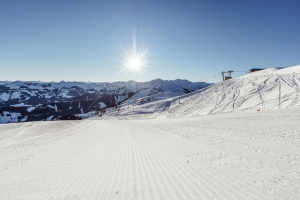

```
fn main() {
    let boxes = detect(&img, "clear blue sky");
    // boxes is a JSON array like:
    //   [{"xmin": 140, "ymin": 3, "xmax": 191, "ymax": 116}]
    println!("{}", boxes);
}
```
[{"xmin": 1, "ymin": 0, "xmax": 300, "ymax": 83}]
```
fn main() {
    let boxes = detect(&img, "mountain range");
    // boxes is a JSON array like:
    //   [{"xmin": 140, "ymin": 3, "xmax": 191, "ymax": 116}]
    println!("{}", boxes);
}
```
[{"xmin": 0, "ymin": 79, "xmax": 211, "ymax": 123}]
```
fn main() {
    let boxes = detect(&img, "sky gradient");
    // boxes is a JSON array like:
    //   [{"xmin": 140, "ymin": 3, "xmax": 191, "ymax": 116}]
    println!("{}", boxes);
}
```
[{"xmin": 1, "ymin": 0, "xmax": 300, "ymax": 83}]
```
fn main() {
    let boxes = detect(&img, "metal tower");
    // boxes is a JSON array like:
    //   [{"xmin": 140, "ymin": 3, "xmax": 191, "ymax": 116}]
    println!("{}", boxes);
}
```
[{"xmin": 221, "ymin": 70, "xmax": 234, "ymax": 81}]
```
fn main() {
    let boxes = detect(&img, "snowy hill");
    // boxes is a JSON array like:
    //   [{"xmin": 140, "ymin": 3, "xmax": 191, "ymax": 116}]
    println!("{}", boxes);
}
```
[
  {"xmin": 168, "ymin": 65, "xmax": 300, "ymax": 117},
  {"xmin": 0, "ymin": 79, "xmax": 210, "ymax": 123},
  {"xmin": 106, "ymin": 65, "xmax": 300, "ymax": 119}
]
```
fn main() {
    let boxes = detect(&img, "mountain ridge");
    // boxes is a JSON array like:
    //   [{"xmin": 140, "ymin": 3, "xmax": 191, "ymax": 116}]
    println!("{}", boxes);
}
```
[{"xmin": 0, "ymin": 78, "xmax": 211, "ymax": 123}]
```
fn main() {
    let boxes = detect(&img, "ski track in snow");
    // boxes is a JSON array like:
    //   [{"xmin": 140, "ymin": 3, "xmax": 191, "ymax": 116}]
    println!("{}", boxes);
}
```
[
  {"xmin": 1, "ymin": 107, "xmax": 300, "ymax": 199},
  {"xmin": 166, "ymin": 69, "xmax": 300, "ymax": 117}
]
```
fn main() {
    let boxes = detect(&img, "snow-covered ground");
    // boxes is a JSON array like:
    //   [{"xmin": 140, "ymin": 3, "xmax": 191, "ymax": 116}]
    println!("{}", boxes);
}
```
[
  {"xmin": 1, "ymin": 65, "xmax": 300, "ymax": 199},
  {"xmin": 1, "ymin": 107, "xmax": 300, "ymax": 199},
  {"xmin": 167, "ymin": 66, "xmax": 300, "ymax": 117},
  {"xmin": 109, "ymin": 65, "xmax": 300, "ymax": 118}
]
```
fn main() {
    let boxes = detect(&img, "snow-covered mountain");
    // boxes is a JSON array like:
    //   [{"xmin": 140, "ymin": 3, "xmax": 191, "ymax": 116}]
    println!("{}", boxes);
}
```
[
  {"xmin": 106, "ymin": 65, "xmax": 300, "ymax": 118},
  {"xmin": 0, "ymin": 79, "xmax": 211, "ymax": 123},
  {"xmin": 168, "ymin": 65, "xmax": 300, "ymax": 117}
]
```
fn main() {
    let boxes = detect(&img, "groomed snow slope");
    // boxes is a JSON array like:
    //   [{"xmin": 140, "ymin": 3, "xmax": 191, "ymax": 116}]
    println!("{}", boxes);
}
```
[
  {"xmin": 1, "ymin": 108, "xmax": 300, "ymax": 199},
  {"xmin": 167, "ymin": 65, "xmax": 300, "ymax": 117}
]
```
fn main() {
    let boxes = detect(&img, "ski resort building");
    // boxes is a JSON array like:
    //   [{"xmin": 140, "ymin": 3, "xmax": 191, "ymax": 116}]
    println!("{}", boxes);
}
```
[{"xmin": 248, "ymin": 68, "xmax": 265, "ymax": 73}]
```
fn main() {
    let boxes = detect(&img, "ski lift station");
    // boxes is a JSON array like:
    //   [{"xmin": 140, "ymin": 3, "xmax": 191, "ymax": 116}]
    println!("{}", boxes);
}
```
[
  {"xmin": 247, "ymin": 68, "xmax": 265, "ymax": 73},
  {"xmin": 221, "ymin": 70, "xmax": 234, "ymax": 81}
]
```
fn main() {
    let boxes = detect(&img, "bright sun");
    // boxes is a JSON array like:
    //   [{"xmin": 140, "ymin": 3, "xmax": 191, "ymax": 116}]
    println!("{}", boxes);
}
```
[
  {"xmin": 128, "ymin": 57, "xmax": 142, "ymax": 70},
  {"xmin": 122, "ymin": 47, "xmax": 148, "ymax": 73},
  {"xmin": 120, "ymin": 37, "xmax": 149, "ymax": 78}
]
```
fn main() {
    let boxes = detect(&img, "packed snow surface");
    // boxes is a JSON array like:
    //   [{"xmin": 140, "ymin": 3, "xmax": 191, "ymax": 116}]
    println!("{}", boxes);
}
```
[{"xmin": 1, "ymin": 107, "xmax": 300, "ymax": 199}]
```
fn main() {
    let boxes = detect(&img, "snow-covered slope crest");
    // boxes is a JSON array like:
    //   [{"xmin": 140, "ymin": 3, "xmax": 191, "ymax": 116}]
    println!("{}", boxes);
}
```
[{"xmin": 167, "ymin": 65, "xmax": 300, "ymax": 117}]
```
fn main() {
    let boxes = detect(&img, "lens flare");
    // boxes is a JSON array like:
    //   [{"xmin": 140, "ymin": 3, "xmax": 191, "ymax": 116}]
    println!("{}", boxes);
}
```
[
  {"xmin": 128, "ymin": 57, "xmax": 142, "ymax": 70},
  {"xmin": 120, "ymin": 37, "xmax": 149, "ymax": 78}
]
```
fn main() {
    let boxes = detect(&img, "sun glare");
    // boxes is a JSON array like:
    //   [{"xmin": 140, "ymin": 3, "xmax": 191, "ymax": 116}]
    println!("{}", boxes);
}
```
[
  {"xmin": 128, "ymin": 57, "xmax": 142, "ymax": 70},
  {"xmin": 120, "ymin": 37, "xmax": 149, "ymax": 77}
]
